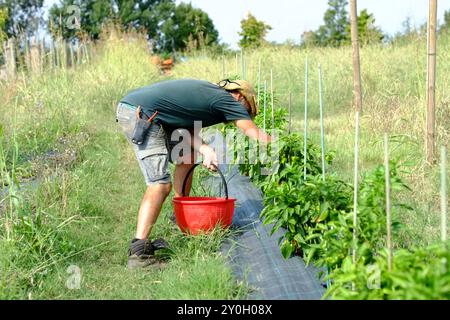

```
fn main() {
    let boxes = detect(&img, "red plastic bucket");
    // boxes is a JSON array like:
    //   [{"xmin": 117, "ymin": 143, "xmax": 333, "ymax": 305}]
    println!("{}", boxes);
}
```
[{"xmin": 173, "ymin": 164, "xmax": 236, "ymax": 235}]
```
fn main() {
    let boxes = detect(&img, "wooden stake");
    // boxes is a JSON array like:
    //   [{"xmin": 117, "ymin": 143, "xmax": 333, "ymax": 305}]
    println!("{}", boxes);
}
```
[
  {"xmin": 426, "ymin": 0, "xmax": 438, "ymax": 164},
  {"xmin": 319, "ymin": 64, "xmax": 326, "ymax": 179},
  {"xmin": 441, "ymin": 146, "xmax": 448, "ymax": 241},
  {"xmin": 39, "ymin": 39, "xmax": 45, "ymax": 72},
  {"xmin": 240, "ymin": 50, "xmax": 244, "ymax": 79},
  {"xmin": 350, "ymin": 0, "xmax": 363, "ymax": 113},
  {"xmin": 70, "ymin": 43, "xmax": 75, "ymax": 68},
  {"xmin": 5, "ymin": 39, "xmax": 16, "ymax": 80},
  {"xmin": 24, "ymin": 35, "xmax": 31, "ymax": 72},
  {"xmin": 30, "ymin": 37, "xmax": 41, "ymax": 75},
  {"xmin": 384, "ymin": 133, "xmax": 393, "ymax": 271},
  {"xmin": 353, "ymin": 111, "xmax": 360, "ymax": 266},
  {"xmin": 304, "ymin": 57, "xmax": 308, "ymax": 180},
  {"xmin": 222, "ymin": 55, "xmax": 226, "ymax": 79}
]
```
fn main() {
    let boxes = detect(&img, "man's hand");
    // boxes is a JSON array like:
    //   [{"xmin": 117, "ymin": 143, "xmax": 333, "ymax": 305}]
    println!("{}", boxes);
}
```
[
  {"xmin": 235, "ymin": 119, "xmax": 272, "ymax": 144},
  {"xmin": 199, "ymin": 144, "xmax": 218, "ymax": 171}
]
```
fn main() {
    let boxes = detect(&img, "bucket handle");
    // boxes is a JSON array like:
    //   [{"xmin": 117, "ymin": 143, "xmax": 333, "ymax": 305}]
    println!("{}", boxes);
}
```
[{"xmin": 182, "ymin": 164, "xmax": 229, "ymax": 199}]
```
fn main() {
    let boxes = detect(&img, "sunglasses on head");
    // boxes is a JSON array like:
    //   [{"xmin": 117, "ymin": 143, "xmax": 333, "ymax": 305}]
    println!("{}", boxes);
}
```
[{"xmin": 218, "ymin": 79, "xmax": 241, "ymax": 88}]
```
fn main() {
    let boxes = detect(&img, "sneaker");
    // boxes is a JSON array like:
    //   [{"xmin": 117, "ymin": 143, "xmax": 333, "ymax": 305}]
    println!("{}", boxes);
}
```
[{"xmin": 127, "ymin": 238, "xmax": 169, "ymax": 270}]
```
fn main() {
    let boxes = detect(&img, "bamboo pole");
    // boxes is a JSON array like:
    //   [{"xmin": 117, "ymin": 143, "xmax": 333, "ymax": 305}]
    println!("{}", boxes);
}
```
[
  {"xmin": 76, "ymin": 43, "xmax": 81, "ymax": 65},
  {"xmin": 24, "ymin": 35, "xmax": 31, "ymax": 72},
  {"xmin": 270, "ymin": 68, "xmax": 274, "ymax": 130},
  {"xmin": 441, "ymin": 146, "xmax": 448, "ymax": 241},
  {"xmin": 240, "ymin": 50, "xmax": 244, "ymax": 79},
  {"xmin": 426, "ymin": 0, "xmax": 437, "ymax": 164},
  {"xmin": 49, "ymin": 39, "xmax": 55, "ymax": 69},
  {"xmin": 350, "ymin": 0, "xmax": 363, "ymax": 113},
  {"xmin": 288, "ymin": 92, "xmax": 292, "ymax": 134},
  {"xmin": 39, "ymin": 39, "xmax": 45, "ymax": 72},
  {"xmin": 70, "ymin": 43, "xmax": 75, "ymax": 68},
  {"xmin": 55, "ymin": 38, "xmax": 60, "ymax": 68},
  {"xmin": 303, "ymin": 57, "xmax": 308, "ymax": 180},
  {"xmin": 5, "ymin": 38, "xmax": 16, "ymax": 80},
  {"xmin": 352, "ymin": 111, "xmax": 360, "ymax": 266},
  {"xmin": 83, "ymin": 41, "xmax": 90, "ymax": 64},
  {"xmin": 384, "ymin": 133, "xmax": 393, "ymax": 271},
  {"xmin": 263, "ymin": 80, "xmax": 267, "ymax": 132},
  {"xmin": 243, "ymin": 56, "xmax": 247, "ymax": 80},
  {"xmin": 30, "ymin": 37, "xmax": 41, "ymax": 75},
  {"xmin": 319, "ymin": 64, "xmax": 326, "ymax": 179},
  {"xmin": 61, "ymin": 39, "xmax": 67, "ymax": 69}
]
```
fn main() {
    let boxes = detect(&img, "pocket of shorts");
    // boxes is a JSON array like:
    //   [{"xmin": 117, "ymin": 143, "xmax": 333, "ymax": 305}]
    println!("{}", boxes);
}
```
[
  {"xmin": 137, "ymin": 147, "xmax": 169, "ymax": 182},
  {"xmin": 136, "ymin": 144, "xmax": 168, "ymax": 160}
]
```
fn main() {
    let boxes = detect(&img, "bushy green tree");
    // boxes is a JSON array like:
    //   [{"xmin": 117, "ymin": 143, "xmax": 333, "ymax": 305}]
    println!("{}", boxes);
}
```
[
  {"xmin": 314, "ymin": 0, "xmax": 349, "ymax": 47},
  {"xmin": 48, "ymin": 0, "xmax": 146, "ymax": 40},
  {"xmin": 0, "ymin": 7, "xmax": 7, "ymax": 42},
  {"xmin": 157, "ymin": 2, "xmax": 219, "ymax": 52},
  {"xmin": 48, "ymin": 0, "xmax": 218, "ymax": 53},
  {"xmin": 440, "ymin": 9, "xmax": 450, "ymax": 32},
  {"xmin": 0, "ymin": 0, "xmax": 44, "ymax": 37},
  {"xmin": 238, "ymin": 12, "xmax": 272, "ymax": 49},
  {"xmin": 350, "ymin": 9, "xmax": 384, "ymax": 45}
]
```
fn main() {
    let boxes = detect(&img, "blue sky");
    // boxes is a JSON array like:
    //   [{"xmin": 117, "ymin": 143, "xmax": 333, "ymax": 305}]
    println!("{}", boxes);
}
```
[{"xmin": 44, "ymin": 0, "xmax": 450, "ymax": 48}]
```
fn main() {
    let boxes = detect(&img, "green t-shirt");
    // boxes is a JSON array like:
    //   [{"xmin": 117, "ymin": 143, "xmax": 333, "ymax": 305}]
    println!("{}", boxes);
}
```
[{"xmin": 120, "ymin": 79, "xmax": 251, "ymax": 130}]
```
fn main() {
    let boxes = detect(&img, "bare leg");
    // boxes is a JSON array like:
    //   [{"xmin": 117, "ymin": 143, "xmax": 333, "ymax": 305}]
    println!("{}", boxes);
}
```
[
  {"xmin": 174, "ymin": 163, "xmax": 195, "ymax": 197},
  {"xmin": 135, "ymin": 183, "xmax": 172, "ymax": 240}
]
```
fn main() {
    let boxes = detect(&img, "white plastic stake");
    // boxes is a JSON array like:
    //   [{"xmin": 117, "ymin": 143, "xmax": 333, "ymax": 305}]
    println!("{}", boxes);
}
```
[
  {"xmin": 257, "ymin": 57, "xmax": 261, "ymax": 108},
  {"xmin": 318, "ymin": 64, "xmax": 326, "ymax": 179},
  {"xmin": 271, "ymin": 68, "xmax": 274, "ymax": 130},
  {"xmin": 441, "ymin": 146, "xmax": 448, "ymax": 241},
  {"xmin": 384, "ymin": 133, "xmax": 393, "ymax": 271},
  {"xmin": 303, "ymin": 57, "xmax": 308, "ymax": 180},
  {"xmin": 353, "ymin": 111, "xmax": 360, "ymax": 266},
  {"xmin": 263, "ymin": 80, "xmax": 267, "ymax": 132}
]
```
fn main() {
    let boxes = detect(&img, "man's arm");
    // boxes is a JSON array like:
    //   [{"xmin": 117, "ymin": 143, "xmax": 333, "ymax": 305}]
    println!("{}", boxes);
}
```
[{"xmin": 235, "ymin": 119, "xmax": 272, "ymax": 144}]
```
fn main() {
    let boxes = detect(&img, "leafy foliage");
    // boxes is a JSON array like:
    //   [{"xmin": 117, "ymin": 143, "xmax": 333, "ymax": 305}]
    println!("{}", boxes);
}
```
[
  {"xmin": 0, "ymin": 0, "xmax": 44, "ymax": 37},
  {"xmin": 351, "ymin": 9, "xmax": 384, "ymax": 45},
  {"xmin": 238, "ymin": 12, "xmax": 272, "ymax": 49},
  {"xmin": 158, "ymin": 2, "xmax": 219, "ymax": 52},
  {"xmin": 313, "ymin": 0, "xmax": 349, "ymax": 47},
  {"xmin": 326, "ymin": 242, "xmax": 450, "ymax": 300},
  {"xmin": 48, "ymin": 0, "xmax": 218, "ymax": 53},
  {"xmin": 302, "ymin": 1, "xmax": 384, "ymax": 47},
  {"xmin": 0, "ymin": 7, "xmax": 7, "ymax": 42},
  {"xmin": 236, "ymin": 86, "xmax": 447, "ymax": 299}
]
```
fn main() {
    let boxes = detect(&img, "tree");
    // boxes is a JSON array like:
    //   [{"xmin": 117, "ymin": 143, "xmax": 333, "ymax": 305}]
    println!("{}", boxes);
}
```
[
  {"xmin": 157, "ymin": 2, "xmax": 219, "ymax": 52},
  {"xmin": 49, "ymin": 0, "xmax": 171, "ymax": 40},
  {"xmin": 0, "ymin": 7, "xmax": 7, "ymax": 42},
  {"xmin": 48, "ymin": 0, "xmax": 218, "ymax": 53},
  {"xmin": 238, "ymin": 13, "xmax": 271, "ymax": 49},
  {"xmin": 314, "ymin": 0, "xmax": 349, "ymax": 47},
  {"xmin": 440, "ymin": 9, "xmax": 450, "ymax": 32},
  {"xmin": 349, "ymin": 9, "xmax": 384, "ymax": 45},
  {"xmin": 0, "ymin": 0, "xmax": 44, "ymax": 37}
]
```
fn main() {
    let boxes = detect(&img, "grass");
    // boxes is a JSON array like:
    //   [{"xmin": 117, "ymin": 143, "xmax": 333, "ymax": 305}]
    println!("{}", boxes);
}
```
[
  {"xmin": 0, "ymin": 29, "xmax": 246, "ymax": 299},
  {"xmin": 0, "ymin": 27, "xmax": 448, "ymax": 299}
]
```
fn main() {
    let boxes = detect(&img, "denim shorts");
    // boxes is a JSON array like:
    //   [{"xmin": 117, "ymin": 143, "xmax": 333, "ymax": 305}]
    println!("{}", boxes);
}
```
[{"xmin": 116, "ymin": 102, "xmax": 172, "ymax": 185}]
